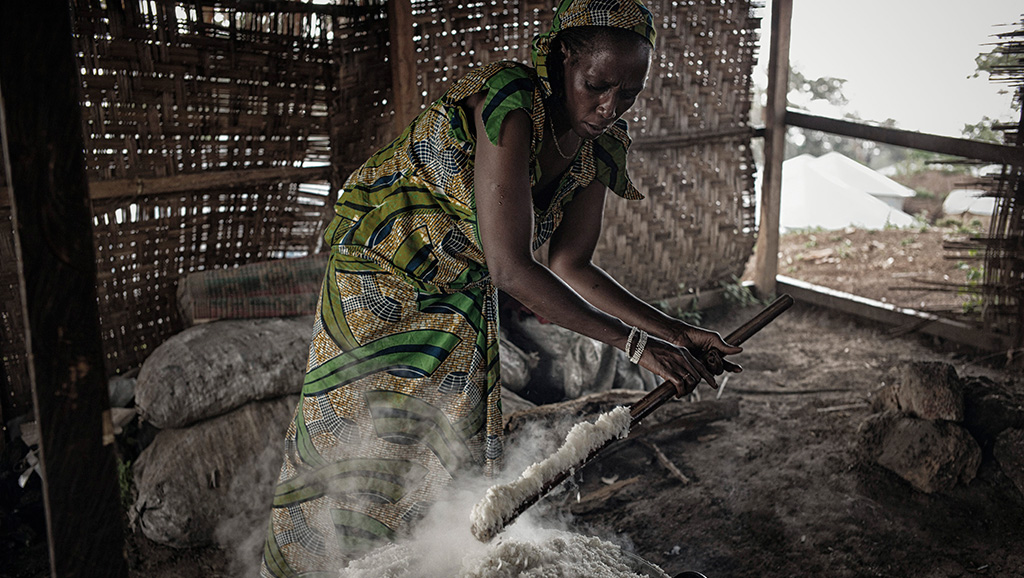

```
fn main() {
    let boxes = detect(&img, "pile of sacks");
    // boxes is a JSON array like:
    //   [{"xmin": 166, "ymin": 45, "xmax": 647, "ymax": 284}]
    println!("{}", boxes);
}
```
[
  {"xmin": 127, "ymin": 307, "xmax": 657, "ymax": 549},
  {"xmin": 858, "ymin": 361, "xmax": 1024, "ymax": 496},
  {"xmin": 130, "ymin": 317, "xmax": 312, "ymax": 548}
]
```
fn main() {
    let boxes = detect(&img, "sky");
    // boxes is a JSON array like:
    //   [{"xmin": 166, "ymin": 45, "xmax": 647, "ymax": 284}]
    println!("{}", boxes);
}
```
[{"xmin": 754, "ymin": 1, "xmax": 1022, "ymax": 138}]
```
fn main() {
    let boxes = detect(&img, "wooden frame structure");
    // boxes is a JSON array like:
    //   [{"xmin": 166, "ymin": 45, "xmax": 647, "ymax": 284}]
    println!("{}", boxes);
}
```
[
  {"xmin": 1, "ymin": 0, "xmax": 1020, "ymax": 574},
  {"xmin": 752, "ymin": 0, "xmax": 1023, "ymax": 355}
]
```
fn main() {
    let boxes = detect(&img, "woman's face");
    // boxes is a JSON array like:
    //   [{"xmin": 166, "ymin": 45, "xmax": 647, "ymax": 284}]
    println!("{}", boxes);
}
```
[{"xmin": 561, "ymin": 37, "xmax": 651, "ymax": 140}]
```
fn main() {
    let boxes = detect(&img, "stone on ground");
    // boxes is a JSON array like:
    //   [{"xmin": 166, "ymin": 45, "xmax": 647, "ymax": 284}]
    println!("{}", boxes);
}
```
[
  {"xmin": 858, "ymin": 410, "xmax": 981, "ymax": 493},
  {"xmin": 994, "ymin": 428, "xmax": 1024, "ymax": 499},
  {"xmin": 872, "ymin": 361, "xmax": 964, "ymax": 422}
]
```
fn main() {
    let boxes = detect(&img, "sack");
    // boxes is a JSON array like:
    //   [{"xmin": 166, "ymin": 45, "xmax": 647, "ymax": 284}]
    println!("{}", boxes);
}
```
[
  {"xmin": 132, "ymin": 395, "xmax": 298, "ymax": 548},
  {"xmin": 135, "ymin": 317, "xmax": 312, "ymax": 429},
  {"xmin": 503, "ymin": 315, "xmax": 658, "ymax": 403}
]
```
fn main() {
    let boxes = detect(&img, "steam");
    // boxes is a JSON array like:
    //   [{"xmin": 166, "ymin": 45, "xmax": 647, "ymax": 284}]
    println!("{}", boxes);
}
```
[
  {"xmin": 470, "ymin": 406, "xmax": 632, "ymax": 541},
  {"xmin": 214, "ymin": 442, "xmax": 283, "ymax": 577},
  {"xmin": 339, "ymin": 406, "xmax": 647, "ymax": 578}
]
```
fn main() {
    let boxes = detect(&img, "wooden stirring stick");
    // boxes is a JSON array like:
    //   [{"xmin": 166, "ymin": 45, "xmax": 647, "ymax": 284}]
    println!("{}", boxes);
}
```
[{"xmin": 471, "ymin": 294, "xmax": 795, "ymax": 542}]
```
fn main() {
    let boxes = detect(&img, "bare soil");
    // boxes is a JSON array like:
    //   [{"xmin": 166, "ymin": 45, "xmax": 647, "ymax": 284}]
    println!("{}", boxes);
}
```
[
  {"xmin": 561, "ymin": 302, "xmax": 1023, "ymax": 578},
  {"xmin": 781, "ymin": 223, "xmax": 990, "ymax": 312},
  {"xmin": 116, "ymin": 304, "xmax": 1023, "ymax": 578}
]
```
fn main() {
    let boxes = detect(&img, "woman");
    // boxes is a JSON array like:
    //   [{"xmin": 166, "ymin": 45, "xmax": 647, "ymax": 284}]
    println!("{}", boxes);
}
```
[{"xmin": 261, "ymin": 0, "xmax": 741, "ymax": 574}]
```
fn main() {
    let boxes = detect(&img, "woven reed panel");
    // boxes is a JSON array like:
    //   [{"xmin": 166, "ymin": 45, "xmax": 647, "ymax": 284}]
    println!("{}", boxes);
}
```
[
  {"xmin": 89, "ymin": 182, "xmax": 331, "ymax": 372},
  {"xmin": 410, "ymin": 0, "xmax": 549, "ymax": 104},
  {"xmin": 329, "ymin": 1, "xmax": 393, "ymax": 176},
  {"xmin": 595, "ymin": 0, "xmax": 759, "ymax": 300},
  {"xmin": 401, "ymin": 0, "xmax": 758, "ymax": 300},
  {"xmin": 74, "ymin": 0, "xmax": 335, "ymax": 179},
  {"xmin": 330, "ymin": 0, "xmax": 544, "ymax": 166},
  {"xmin": 69, "ymin": 0, "xmax": 337, "ymax": 374}
]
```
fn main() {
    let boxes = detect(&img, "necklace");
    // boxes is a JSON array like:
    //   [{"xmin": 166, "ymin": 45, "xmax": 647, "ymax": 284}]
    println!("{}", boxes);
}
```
[{"xmin": 547, "ymin": 113, "xmax": 581, "ymax": 160}]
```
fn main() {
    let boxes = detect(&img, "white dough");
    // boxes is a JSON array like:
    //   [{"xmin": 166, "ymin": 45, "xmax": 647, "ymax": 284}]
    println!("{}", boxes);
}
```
[
  {"xmin": 470, "ymin": 406, "xmax": 632, "ymax": 541},
  {"xmin": 340, "ymin": 528, "xmax": 654, "ymax": 578}
]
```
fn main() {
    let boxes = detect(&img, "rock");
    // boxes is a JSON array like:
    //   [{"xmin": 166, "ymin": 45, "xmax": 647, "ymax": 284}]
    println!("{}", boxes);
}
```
[
  {"xmin": 132, "ymin": 395, "xmax": 297, "ymax": 548},
  {"xmin": 994, "ymin": 428, "xmax": 1024, "ymax": 498},
  {"xmin": 858, "ymin": 411, "xmax": 981, "ymax": 493},
  {"xmin": 502, "ymin": 315, "xmax": 656, "ymax": 404},
  {"xmin": 963, "ymin": 376, "xmax": 1024, "ymax": 447},
  {"xmin": 135, "ymin": 317, "xmax": 312, "ymax": 429},
  {"xmin": 873, "ymin": 362, "xmax": 964, "ymax": 422},
  {"xmin": 107, "ymin": 374, "xmax": 136, "ymax": 408}
]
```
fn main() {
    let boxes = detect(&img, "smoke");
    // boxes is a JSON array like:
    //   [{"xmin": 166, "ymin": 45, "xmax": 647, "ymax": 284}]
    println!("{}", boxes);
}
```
[
  {"xmin": 338, "ymin": 407, "xmax": 647, "ymax": 577},
  {"xmin": 213, "ymin": 441, "xmax": 283, "ymax": 577},
  {"xmin": 217, "ymin": 400, "xmax": 652, "ymax": 576}
]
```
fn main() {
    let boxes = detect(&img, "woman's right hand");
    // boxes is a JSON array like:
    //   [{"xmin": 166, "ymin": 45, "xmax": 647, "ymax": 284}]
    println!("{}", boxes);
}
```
[{"xmin": 637, "ymin": 335, "xmax": 718, "ymax": 398}]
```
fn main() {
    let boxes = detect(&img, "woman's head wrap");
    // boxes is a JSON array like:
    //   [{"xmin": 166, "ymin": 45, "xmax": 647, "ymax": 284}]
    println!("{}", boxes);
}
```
[{"xmin": 532, "ymin": 0, "xmax": 657, "ymax": 97}]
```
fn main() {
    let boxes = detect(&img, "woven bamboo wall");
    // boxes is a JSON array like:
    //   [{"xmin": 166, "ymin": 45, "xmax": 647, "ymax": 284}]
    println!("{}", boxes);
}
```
[
  {"xmin": 329, "ymin": 0, "xmax": 393, "ymax": 177},
  {"xmin": 1, "ymin": 0, "xmax": 759, "ymax": 415},
  {"xmin": 337, "ymin": 0, "xmax": 759, "ymax": 301},
  {"xmin": 604, "ymin": 0, "xmax": 758, "ymax": 299},
  {"xmin": 73, "ymin": 0, "xmax": 338, "ymax": 375}
]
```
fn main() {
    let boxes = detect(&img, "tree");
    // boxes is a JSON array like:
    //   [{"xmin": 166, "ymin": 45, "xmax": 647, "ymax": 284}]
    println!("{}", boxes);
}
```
[
  {"xmin": 776, "ymin": 68, "xmax": 904, "ymax": 166},
  {"xmin": 961, "ymin": 116, "xmax": 1003, "ymax": 143}
]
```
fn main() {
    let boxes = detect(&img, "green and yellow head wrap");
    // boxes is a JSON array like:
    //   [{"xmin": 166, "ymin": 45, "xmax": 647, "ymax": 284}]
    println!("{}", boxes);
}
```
[{"xmin": 532, "ymin": 0, "xmax": 658, "ymax": 98}]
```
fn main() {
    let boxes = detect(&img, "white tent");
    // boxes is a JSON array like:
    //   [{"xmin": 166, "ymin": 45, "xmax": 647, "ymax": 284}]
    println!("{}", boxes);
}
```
[
  {"xmin": 813, "ymin": 152, "xmax": 916, "ymax": 211},
  {"xmin": 755, "ymin": 153, "xmax": 919, "ymax": 232},
  {"xmin": 943, "ymin": 189, "xmax": 996, "ymax": 217}
]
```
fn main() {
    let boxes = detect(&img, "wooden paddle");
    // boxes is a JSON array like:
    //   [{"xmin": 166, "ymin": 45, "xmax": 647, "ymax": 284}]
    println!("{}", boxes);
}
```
[{"xmin": 472, "ymin": 294, "xmax": 795, "ymax": 542}]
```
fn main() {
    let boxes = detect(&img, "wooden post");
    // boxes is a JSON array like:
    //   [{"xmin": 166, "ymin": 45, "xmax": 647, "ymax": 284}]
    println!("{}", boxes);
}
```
[
  {"xmin": 752, "ymin": 0, "xmax": 792, "ymax": 299},
  {"xmin": 0, "ymin": 361, "xmax": 6, "ymax": 454},
  {"xmin": 388, "ymin": 0, "xmax": 419, "ymax": 130},
  {"xmin": 0, "ymin": 2, "xmax": 129, "ymax": 576}
]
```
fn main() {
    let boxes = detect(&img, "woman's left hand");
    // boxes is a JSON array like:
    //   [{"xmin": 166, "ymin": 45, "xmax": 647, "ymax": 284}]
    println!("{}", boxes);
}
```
[{"xmin": 668, "ymin": 322, "xmax": 743, "ymax": 376}]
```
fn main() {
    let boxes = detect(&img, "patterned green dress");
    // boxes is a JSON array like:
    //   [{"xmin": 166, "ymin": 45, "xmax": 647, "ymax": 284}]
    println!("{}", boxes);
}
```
[{"xmin": 261, "ymin": 60, "xmax": 642, "ymax": 577}]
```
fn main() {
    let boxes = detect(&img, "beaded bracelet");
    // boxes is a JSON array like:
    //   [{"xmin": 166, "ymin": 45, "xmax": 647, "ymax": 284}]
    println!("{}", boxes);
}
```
[
  {"xmin": 627, "ymin": 327, "xmax": 648, "ymax": 364},
  {"xmin": 625, "ymin": 326, "xmax": 639, "ymax": 357}
]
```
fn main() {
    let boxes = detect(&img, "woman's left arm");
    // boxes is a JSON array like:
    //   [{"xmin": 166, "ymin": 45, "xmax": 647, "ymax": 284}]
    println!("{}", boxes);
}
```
[{"xmin": 548, "ymin": 179, "xmax": 743, "ymax": 370}]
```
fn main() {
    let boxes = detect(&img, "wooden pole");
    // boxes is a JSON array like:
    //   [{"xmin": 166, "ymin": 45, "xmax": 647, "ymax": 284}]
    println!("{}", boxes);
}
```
[
  {"xmin": 785, "ymin": 111, "xmax": 1023, "ymax": 166},
  {"xmin": 752, "ymin": 0, "xmax": 792, "ymax": 299},
  {"xmin": 388, "ymin": 0, "xmax": 419, "ymax": 130},
  {"xmin": 0, "ymin": 2, "xmax": 129, "ymax": 576}
]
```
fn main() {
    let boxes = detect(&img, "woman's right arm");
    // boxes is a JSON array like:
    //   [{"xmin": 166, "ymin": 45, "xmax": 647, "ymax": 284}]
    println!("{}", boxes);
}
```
[{"xmin": 468, "ymin": 95, "xmax": 717, "ymax": 393}]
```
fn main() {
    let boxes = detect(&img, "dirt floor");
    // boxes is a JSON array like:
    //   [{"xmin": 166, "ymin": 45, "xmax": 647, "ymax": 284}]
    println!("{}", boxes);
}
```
[
  {"xmin": 125, "ymin": 224, "xmax": 1022, "ymax": 578},
  {"xmin": 114, "ymin": 301, "xmax": 1023, "ymax": 578},
  {"xmin": 766, "ymin": 221, "xmax": 991, "ymax": 317},
  {"xmin": 4, "ymin": 223, "xmax": 1022, "ymax": 577},
  {"xmin": 560, "ymin": 301, "xmax": 1023, "ymax": 578}
]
